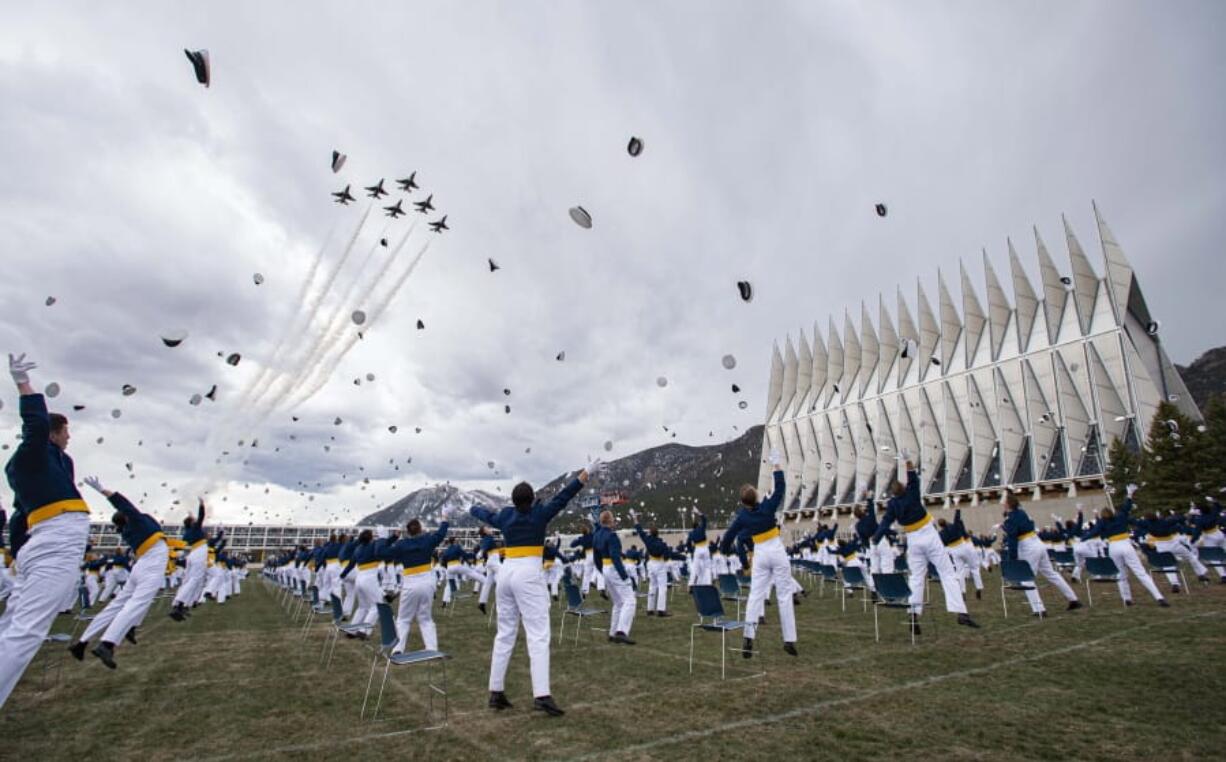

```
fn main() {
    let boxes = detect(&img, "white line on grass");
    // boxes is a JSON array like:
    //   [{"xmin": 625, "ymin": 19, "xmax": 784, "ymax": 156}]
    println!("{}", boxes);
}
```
[{"xmin": 570, "ymin": 610, "xmax": 1224, "ymax": 760}]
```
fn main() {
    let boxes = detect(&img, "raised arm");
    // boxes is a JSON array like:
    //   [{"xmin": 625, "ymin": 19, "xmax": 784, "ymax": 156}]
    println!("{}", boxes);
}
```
[
  {"xmin": 759, "ymin": 469, "xmax": 787, "ymax": 514},
  {"xmin": 197, "ymin": 499, "xmax": 206, "ymax": 525},
  {"xmin": 106, "ymin": 491, "xmax": 141, "ymax": 517},
  {"xmin": 469, "ymin": 505, "xmax": 498, "ymax": 526},
  {"xmin": 12, "ymin": 393, "xmax": 51, "ymax": 469},
  {"xmin": 719, "ymin": 514, "xmax": 745, "ymax": 556},
  {"xmin": 430, "ymin": 521, "xmax": 450, "ymax": 546},
  {"xmin": 541, "ymin": 477, "xmax": 585, "ymax": 521}
]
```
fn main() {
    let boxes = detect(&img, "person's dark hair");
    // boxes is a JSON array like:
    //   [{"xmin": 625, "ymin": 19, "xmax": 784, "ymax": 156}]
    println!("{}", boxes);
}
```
[
  {"xmin": 184, "ymin": 515, "xmax": 195, "ymax": 528},
  {"xmin": 111, "ymin": 511, "xmax": 127, "ymax": 528},
  {"xmin": 358, "ymin": 529, "xmax": 373, "ymax": 544},
  {"xmin": 1004, "ymin": 492, "xmax": 1020, "ymax": 510},
  {"xmin": 512, "ymin": 482, "xmax": 534, "ymax": 510},
  {"xmin": 937, "ymin": 518, "xmax": 948, "ymax": 529},
  {"xmin": 49, "ymin": 413, "xmax": 68, "ymax": 434},
  {"xmin": 649, "ymin": 525, "xmax": 659, "ymax": 537},
  {"xmin": 406, "ymin": 519, "xmax": 422, "ymax": 536},
  {"xmin": 890, "ymin": 479, "xmax": 904, "ymax": 497},
  {"xmin": 739, "ymin": 484, "xmax": 758, "ymax": 507}
]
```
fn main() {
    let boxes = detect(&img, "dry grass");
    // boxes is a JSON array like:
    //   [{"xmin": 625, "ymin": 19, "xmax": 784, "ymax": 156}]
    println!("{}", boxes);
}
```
[{"xmin": 3, "ymin": 569, "xmax": 1225, "ymax": 761}]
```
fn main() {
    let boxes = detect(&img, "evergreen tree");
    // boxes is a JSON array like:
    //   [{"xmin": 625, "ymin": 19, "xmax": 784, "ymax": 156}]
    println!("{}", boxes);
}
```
[
  {"xmin": 1104, "ymin": 436, "xmax": 1141, "ymax": 504},
  {"xmin": 1194, "ymin": 393, "xmax": 1226, "ymax": 501},
  {"xmin": 1136, "ymin": 401, "xmax": 1198, "ymax": 511}
]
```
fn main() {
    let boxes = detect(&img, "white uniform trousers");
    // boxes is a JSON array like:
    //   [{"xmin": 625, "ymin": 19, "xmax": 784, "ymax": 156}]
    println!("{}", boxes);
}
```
[
  {"xmin": 949, "ymin": 541, "xmax": 982, "ymax": 592},
  {"xmin": 742, "ymin": 537, "xmax": 797, "ymax": 642},
  {"xmin": 646, "ymin": 559, "xmax": 669, "ymax": 612},
  {"xmin": 690, "ymin": 544, "xmax": 713, "ymax": 586},
  {"xmin": 1155, "ymin": 537, "xmax": 1207, "ymax": 584},
  {"xmin": 479, "ymin": 555, "xmax": 501, "ymax": 605},
  {"xmin": 1071, "ymin": 540, "xmax": 1100, "ymax": 581},
  {"xmin": 351, "ymin": 567, "xmax": 382, "ymax": 628},
  {"xmin": 81, "ymin": 541, "xmax": 169, "ymax": 645},
  {"xmin": 603, "ymin": 564, "xmax": 636, "ymax": 636},
  {"xmin": 1108, "ymin": 539, "xmax": 1164, "ymax": 602},
  {"xmin": 0, "ymin": 512, "xmax": 90, "ymax": 708},
  {"xmin": 870, "ymin": 539, "xmax": 896, "ymax": 575},
  {"xmin": 1017, "ymin": 536, "xmax": 1078, "ymax": 613},
  {"xmin": 489, "ymin": 556, "xmax": 552, "ymax": 697},
  {"xmin": 905, "ymin": 523, "xmax": 967, "ymax": 616},
  {"xmin": 395, "ymin": 570, "xmax": 438, "ymax": 653},
  {"xmin": 99, "ymin": 568, "xmax": 122, "ymax": 603},
  {"xmin": 443, "ymin": 564, "xmax": 484, "ymax": 603},
  {"xmin": 84, "ymin": 572, "xmax": 100, "ymax": 606},
  {"xmin": 342, "ymin": 572, "xmax": 358, "ymax": 617}
]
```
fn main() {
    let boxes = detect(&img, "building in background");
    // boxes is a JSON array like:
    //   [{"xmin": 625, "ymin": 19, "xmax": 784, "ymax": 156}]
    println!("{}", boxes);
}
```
[{"xmin": 759, "ymin": 203, "xmax": 1200, "ymax": 528}]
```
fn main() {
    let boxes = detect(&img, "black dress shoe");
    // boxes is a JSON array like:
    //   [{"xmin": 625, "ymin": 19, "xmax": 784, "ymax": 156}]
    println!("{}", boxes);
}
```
[
  {"xmin": 613, "ymin": 632, "xmax": 636, "ymax": 645},
  {"xmin": 1158, "ymin": 599, "xmax": 1171, "ymax": 608},
  {"xmin": 742, "ymin": 637, "xmax": 754, "ymax": 659},
  {"xmin": 909, "ymin": 615, "xmax": 922, "ymax": 636},
  {"xmin": 124, "ymin": 627, "xmax": 138, "ymax": 645},
  {"xmin": 478, "ymin": 603, "xmax": 487, "ymax": 615},
  {"xmin": 68, "ymin": 641, "xmax": 87, "ymax": 661},
  {"xmin": 488, "ymin": 691, "xmax": 513, "ymax": 710},
  {"xmin": 91, "ymin": 642, "xmax": 117, "ymax": 670},
  {"xmin": 656, "ymin": 610, "xmax": 672, "ymax": 618},
  {"xmin": 975, "ymin": 589, "xmax": 982, "ymax": 600},
  {"xmin": 533, "ymin": 695, "xmax": 565, "ymax": 716},
  {"xmin": 1171, "ymin": 585, "xmax": 1181, "ymax": 594},
  {"xmin": 956, "ymin": 613, "xmax": 980, "ymax": 629},
  {"xmin": 783, "ymin": 642, "xmax": 798, "ymax": 656},
  {"xmin": 1067, "ymin": 601, "xmax": 1082, "ymax": 611}
]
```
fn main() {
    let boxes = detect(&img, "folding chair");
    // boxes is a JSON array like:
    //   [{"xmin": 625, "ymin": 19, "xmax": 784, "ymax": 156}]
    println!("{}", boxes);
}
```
[
  {"xmin": 1198, "ymin": 546, "xmax": 1226, "ymax": 579},
  {"xmin": 1143, "ymin": 549, "xmax": 1189, "ymax": 595},
  {"xmin": 325, "ymin": 595, "xmax": 376, "ymax": 668},
  {"xmin": 717, "ymin": 574, "xmax": 746, "ymax": 620},
  {"xmin": 361, "ymin": 602, "xmax": 450, "ymax": 726},
  {"xmin": 559, "ymin": 579, "xmax": 605, "ymax": 646},
  {"xmin": 839, "ymin": 566, "xmax": 870, "ymax": 613},
  {"xmin": 300, "ymin": 586, "xmax": 330, "ymax": 639},
  {"xmin": 923, "ymin": 563, "xmax": 941, "ymax": 605},
  {"xmin": 1049, "ymin": 549, "xmax": 1076, "ymax": 576},
  {"xmin": 999, "ymin": 559, "xmax": 1039, "ymax": 619},
  {"xmin": 816, "ymin": 564, "xmax": 839, "ymax": 598},
  {"xmin": 871, "ymin": 573, "xmax": 921, "ymax": 644},
  {"xmin": 688, "ymin": 585, "xmax": 749, "ymax": 680},
  {"xmin": 1083, "ymin": 556, "xmax": 1125, "ymax": 607}
]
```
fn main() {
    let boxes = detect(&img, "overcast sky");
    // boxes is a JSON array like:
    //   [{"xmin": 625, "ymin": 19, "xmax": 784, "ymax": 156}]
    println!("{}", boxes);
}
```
[{"xmin": 1, "ymin": 1, "xmax": 1223, "ymax": 526}]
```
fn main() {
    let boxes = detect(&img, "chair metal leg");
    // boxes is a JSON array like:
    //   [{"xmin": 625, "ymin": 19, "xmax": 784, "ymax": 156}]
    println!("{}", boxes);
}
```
[
  {"xmin": 688, "ymin": 625, "xmax": 695, "ymax": 675},
  {"xmin": 373, "ymin": 657, "xmax": 392, "ymax": 721},
  {"xmin": 720, "ymin": 628, "xmax": 726, "ymax": 681},
  {"xmin": 873, "ymin": 605, "xmax": 880, "ymax": 643},
  {"xmin": 1085, "ymin": 578, "xmax": 1092, "ymax": 607},
  {"xmin": 1001, "ymin": 584, "xmax": 1008, "ymax": 619},
  {"xmin": 360, "ymin": 650, "xmax": 379, "ymax": 719}
]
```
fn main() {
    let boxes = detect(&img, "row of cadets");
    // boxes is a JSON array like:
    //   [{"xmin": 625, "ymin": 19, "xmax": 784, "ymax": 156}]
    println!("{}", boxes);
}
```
[
  {"xmin": 69, "ymin": 475, "xmax": 169, "ymax": 668},
  {"xmin": 439, "ymin": 538, "xmax": 484, "ymax": 606},
  {"xmin": 999, "ymin": 493, "xmax": 1081, "ymax": 616},
  {"xmin": 543, "ymin": 537, "xmax": 563, "ymax": 600},
  {"xmin": 1136, "ymin": 509, "xmax": 1210, "ymax": 591},
  {"xmin": 835, "ymin": 531, "xmax": 872, "ymax": 593},
  {"xmin": 595, "ymin": 505, "xmax": 636, "ymax": 644},
  {"xmin": 1059, "ymin": 507, "xmax": 1103, "ymax": 583},
  {"xmin": 1080, "ymin": 484, "xmax": 1168, "ymax": 606},
  {"xmin": 633, "ymin": 517, "xmax": 684, "ymax": 617},
  {"xmin": 1189, "ymin": 499, "xmax": 1226, "ymax": 581},
  {"xmin": 378, "ymin": 516, "xmax": 450, "ymax": 653},
  {"xmin": 571, "ymin": 525, "xmax": 605, "ymax": 599},
  {"xmin": 870, "ymin": 456, "xmax": 979, "ymax": 634},
  {"xmin": 170, "ymin": 498, "xmax": 210, "ymax": 620},
  {"xmin": 476, "ymin": 527, "xmax": 502, "ymax": 614},
  {"xmin": 0, "ymin": 353, "xmax": 92, "ymax": 708},
  {"xmin": 318, "ymin": 533, "xmax": 343, "ymax": 607},
  {"xmin": 720, "ymin": 449, "xmax": 798, "ymax": 658},
  {"xmin": 687, "ymin": 509, "xmax": 712, "ymax": 586},
  {"xmin": 339, "ymin": 533, "xmax": 359, "ymax": 618},
  {"xmin": 973, "ymin": 533, "xmax": 1001, "ymax": 570},
  {"xmin": 937, "ymin": 508, "xmax": 983, "ymax": 600},
  {"xmin": 469, "ymin": 457, "xmax": 600, "ymax": 717}
]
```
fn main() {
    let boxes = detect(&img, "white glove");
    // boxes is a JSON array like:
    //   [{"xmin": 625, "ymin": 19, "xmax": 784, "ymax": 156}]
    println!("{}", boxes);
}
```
[
  {"xmin": 768, "ymin": 449, "xmax": 782, "ymax": 466},
  {"xmin": 586, "ymin": 458, "xmax": 606, "ymax": 477},
  {"xmin": 8, "ymin": 353, "xmax": 36, "ymax": 386},
  {"xmin": 898, "ymin": 448, "xmax": 912, "ymax": 462},
  {"xmin": 1126, "ymin": 483, "xmax": 1138, "ymax": 498},
  {"xmin": 629, "ymin": 509, "xmax": 639, "ymax": 524},
  {"xmin": 83, "ymin": 475, "xmax": 106, "ymax": 494}
]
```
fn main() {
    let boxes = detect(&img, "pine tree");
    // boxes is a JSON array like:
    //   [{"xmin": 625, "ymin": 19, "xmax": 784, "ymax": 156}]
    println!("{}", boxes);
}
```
[
  {"xmin": 1136, "ymin": 401, "xmax": 1199, "ymax": 511},
  {"xmin": 1103, "ymin": 436, "xmax": 1141, "ymax": 504},
  {"xmin": 1195, "ymin": 393, "xmax": 1226, "ymax": 500}
]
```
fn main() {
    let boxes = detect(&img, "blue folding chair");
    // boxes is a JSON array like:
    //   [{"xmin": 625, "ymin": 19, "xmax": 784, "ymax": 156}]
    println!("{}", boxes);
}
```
[
  {"xmin": 559, "ymin": 579, "xmax": 605, "ymax": 646},
  {"xmin": 872, "ymin": 573, "xmax": 920, "ymax": 644},
  {"xmin": 717, "ymin": 574, "xmax": 746, "ymax": 620},
  {"xmin": 689, "ymin": 585, "xmax": 748, "ymax": 680},
  {"xmin": 1049, "ymin": 549, "xmax": 1076, "ymax": 575},
  {"xmin": 1083, "ymin": 556, "xmax": 1125, "ymax": 607},
  {"xmin": 840, "ymin": 566, "xmax": 870, "ymax": 613},
  {"xmin": 361, "ymin": 602, "xmax": 450, "ymax": 725},
  {"xmin": 1143, "ymin": 548, "xmax": 1188, "ymax": 595},
  {"xmin": 1198, "ymin": 546, "xmax": 1226, "ymax": 579},
  {"xmin": 999, "ymin": 559, "xmax": 1038, "ymax": 619}
]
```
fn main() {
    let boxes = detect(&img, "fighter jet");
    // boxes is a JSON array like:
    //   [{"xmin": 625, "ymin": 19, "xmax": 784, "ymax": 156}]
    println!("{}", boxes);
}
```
[
  {"xmin": 364, "ymin": 179, "xmax": 388, "ymax": 198},
  {"xmin": 429, "ymin": 215, "xmax": 449, "ymax": 233},
  {"xmin": 414, "ymin": 194, "xmax": 435, "ymax": 214},
  {"xmin": 384, "ymin": 199, "xmax": 406, "ymax": 218},
  {"xmin": 396, "ymin": 172, "xmax": 419, "ymax": 192},
  {"xmin": 331, "ymin": 184, "xmax": 355, "ymax": 205}
]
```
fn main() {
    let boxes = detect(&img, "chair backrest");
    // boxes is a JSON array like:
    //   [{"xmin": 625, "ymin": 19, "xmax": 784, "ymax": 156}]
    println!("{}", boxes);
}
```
[
  {"xmin": 872, "ymin": 573, "xmax": 911, "ymax": 604},
  {"xmin": 1085, "ymin": 556, "xmax": 1120, "ymax": 579},
  {"xmin": 310, "ymin": 585, "xmax": 320, "ymax": 605},
  {"xmin": 564, "ymin": 579, "xmax": 583, "ymax": 609},
  {"xmin": 1050, "ymin": 550, "xmax": 1075, "ymax": 565},
  {"xmin": 1146, "ymin": 550, "xmax": 1178, "ymax": 570},
  {"xmin": 330, "ymin": 594, "xmax": 344, "ymax": 624},
  {"xmin": 1198, "ymin": 546, "xmax": 1226, "ymax": 563},
  {"xmin": 717, "ymin": 574, "xmax": 740, "ymax": 596},
  {"xmin": 690, "ymin": 585, "xmax": 726, "ymax": 619},
  {"xmin": 842, "ymin": 565, "xmax": 867, "ymax": 587},
  {"xmin": 375, "ymin": 602, "xmax": 398, "ymax": 650},
  {"xmin": 819, "ymin": 564, "xmax": 838, "ymax": 581},
  {"xmin": 1001, "ymin": 559, "xmax": 1036, "ymax": 585}
]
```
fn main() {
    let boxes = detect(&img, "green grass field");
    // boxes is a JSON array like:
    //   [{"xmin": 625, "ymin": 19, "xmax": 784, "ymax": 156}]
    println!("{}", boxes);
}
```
[{"xmin": 3, "ymin": 570, "xmax": 1225, "ymax": 761}]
